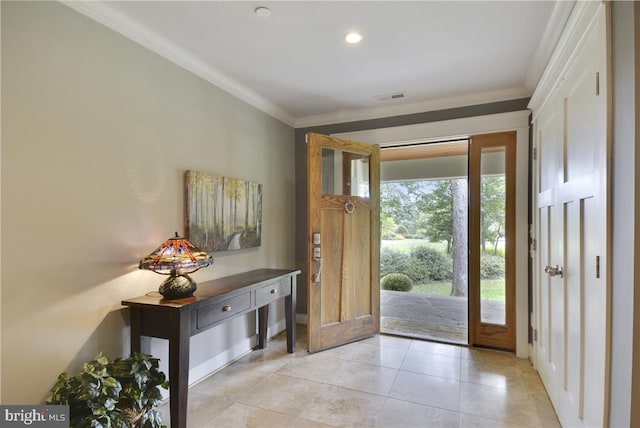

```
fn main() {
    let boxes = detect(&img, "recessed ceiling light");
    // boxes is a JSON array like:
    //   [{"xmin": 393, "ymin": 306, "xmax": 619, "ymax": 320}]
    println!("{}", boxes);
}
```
[
  {"xmin": 255, "ymin": 6, "xmax": 272, "ymax": 18},
  {"xmin": 344, "ymin": 32, "xmax": 363, "ymax": 44}
]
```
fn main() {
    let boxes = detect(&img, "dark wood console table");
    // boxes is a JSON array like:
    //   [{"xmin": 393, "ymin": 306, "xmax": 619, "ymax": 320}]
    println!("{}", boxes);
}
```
[{"xmin": 122, "ymin": 268, "xmax": 300, "ymax": 428}]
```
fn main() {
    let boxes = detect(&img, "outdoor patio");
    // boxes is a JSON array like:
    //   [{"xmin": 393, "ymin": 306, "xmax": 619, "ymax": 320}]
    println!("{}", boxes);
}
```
[{"xmin": 380, "ymin": 289, "xmax": 506, "ymax": 344}]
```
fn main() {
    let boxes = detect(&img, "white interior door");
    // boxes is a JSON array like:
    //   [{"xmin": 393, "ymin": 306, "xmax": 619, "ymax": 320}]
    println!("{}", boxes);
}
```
[{"xmin": 534, "ymin": 5, "xmax": 609, "ymax": 427}]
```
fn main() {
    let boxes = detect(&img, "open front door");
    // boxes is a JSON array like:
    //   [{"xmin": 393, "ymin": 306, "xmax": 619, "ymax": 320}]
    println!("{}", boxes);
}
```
[{"xmin": 307, "ymin": 133, "xmax": 380, "ymax": 352}]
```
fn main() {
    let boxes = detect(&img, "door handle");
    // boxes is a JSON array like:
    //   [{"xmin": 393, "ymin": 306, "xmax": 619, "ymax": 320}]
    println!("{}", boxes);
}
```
[
  {"xmin": 544, "ymin": 265, "xmax": 564, "ymax": 278},
  {"xmin": 313, "ymin": 246, "xmax": 322, "ymax": 283}
]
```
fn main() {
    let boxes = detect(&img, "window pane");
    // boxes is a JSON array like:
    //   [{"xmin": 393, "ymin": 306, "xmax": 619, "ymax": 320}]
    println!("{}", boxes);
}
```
[
  {"xmin": 322, "ymin": 148, "xmax": 370, "ymax": 197},
  {"xmin": 479, "ymin": 147, "xmax": 506, "ymax": 325}
]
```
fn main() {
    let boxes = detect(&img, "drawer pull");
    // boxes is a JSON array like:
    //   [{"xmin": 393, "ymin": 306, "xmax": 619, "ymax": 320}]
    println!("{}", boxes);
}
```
[
  {"xmin": 222, "ymin": 305, "xmax": 232, "ymax": 312},
  {"xmin": 270, "ymin": 288, "xmax": 278, "ymax": 294}
]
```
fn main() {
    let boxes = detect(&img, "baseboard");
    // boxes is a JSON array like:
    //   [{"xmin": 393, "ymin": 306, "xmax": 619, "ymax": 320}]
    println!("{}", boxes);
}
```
[
  {"xmin": 187, "ymin": 318, "xmax": 289, "ymax": 388},
  {"xmin": 188, "ymin": 337, "xmax": 256, "ymax": 386}
]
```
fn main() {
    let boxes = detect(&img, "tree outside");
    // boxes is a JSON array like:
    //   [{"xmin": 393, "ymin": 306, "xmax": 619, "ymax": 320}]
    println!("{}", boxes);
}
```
[{"xmin": 380, "ymin": 178, "xmax": 506, "ymax": 299}]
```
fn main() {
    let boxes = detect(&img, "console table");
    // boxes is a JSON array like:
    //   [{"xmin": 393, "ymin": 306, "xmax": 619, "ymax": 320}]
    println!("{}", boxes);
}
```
[{"xmin": 122, "ymin": 268, "xmax": 300, "ymax": 428}]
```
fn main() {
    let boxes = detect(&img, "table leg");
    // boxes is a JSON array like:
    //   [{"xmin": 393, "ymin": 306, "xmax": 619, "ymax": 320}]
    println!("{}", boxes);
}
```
[
  {"xmin": 169, "ymin": 309, "xmax": 190, "ymax": 428},
  {"xmin": 285, "ymin": 276, "xmax": 296, "ymax": 353},
  {"xmin": 130, "ymin": 307, "xmax": 142, "ymax": 354},
  {"xmin": 257, "ymin": 305, "xmax": 269, "ymax": 349}
]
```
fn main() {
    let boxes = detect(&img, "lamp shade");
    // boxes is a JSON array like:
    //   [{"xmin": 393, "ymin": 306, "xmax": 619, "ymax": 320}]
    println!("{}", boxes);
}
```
[{"xmin": 139, "ymin": 232, "xmax": 213, "ymax": 299}]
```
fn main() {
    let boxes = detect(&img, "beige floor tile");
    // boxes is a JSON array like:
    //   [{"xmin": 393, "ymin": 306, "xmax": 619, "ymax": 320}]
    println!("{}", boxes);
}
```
[
  {"xmin": 276, "ymin": 353, "xmax": 350, "ymax": 383},
  {"xmin": 189, "ymin": 362, "xmax": 272, "ymax": 403},
  {"xmin": 460, "ymin": 347, "xmax": 531, "ymax": 371},
  {"xmin": 389, "ymin": 370, "xmax": 461, "ymax": 412},
  {"xmin": 290, "ymin": 417, "xmax": 336, "ymax": 428},
  {"xmin": 157, "ymin": 329, "xmax": 559, "ymax": 428},
  {"xmin": 373, "ymin": 398, "xmax": 460, "ymax": 428},
  {"xmin": 459, "ymin": 413, "xmax": 526, "ymax": 428},
  {"xmin": 360, "ymin": 334, "xmax": 413, "ymax": 350},
  {"xmin": 408, "ymin": 340, "xmax": 464, "ymax": 358},
  {"xmin": 401, "ymin": 350, "xmax": 461, "ymax": 380},
  {"xmin": 319, "ymin": 341, "xmax": 409, "ymax": 369},
  {"xmin": 460, "ymin": 358, "xmax": 531, "ymax": 390},
  {"xmin": 278, "ymin": 353, "xmax": 398, "ymax": 395},
  {"xmin": 238, "ymin": 373, "xmax": 332, "ymax": 416},
  {"xmin": 299, "ymin": 385, "xmax": 386, "ymax": 427},
  {"xmin": 329, "ymin": 360, "xmax": 399, "ymax": 395},
  {"xmin": 459, "ymin": 381, "xmax": 554, "ymax": 427},
  {"xmin": 208, "ymin": 402, "xmax": 297, "ymax": 428}
]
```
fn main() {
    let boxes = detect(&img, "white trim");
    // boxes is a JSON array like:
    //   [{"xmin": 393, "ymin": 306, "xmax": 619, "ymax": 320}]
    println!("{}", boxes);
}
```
[
  {"xmin": 524, "ymin": 1, "xmax": 576, "ymax": 92},
  {"xmin": 187, "ymin": 337, "xmax": 256, "ymax": 389},
  {"xmin": 295, "ymin": 87, "xmax": 530, "ymax": 128},
  {"xmin": 296, "ymin": 313, "xmax": 308, "ymax": 325},
  {"xmin": 59, "ymin": 1, "xmax": 297, "ymax": 127},
  {"xmin": 185, "ymin": 317, "xmax": 287, "ymax": 393},
  {"xmin": 529, "ymin": 1, "xmax": 603, "ymax": 116}
]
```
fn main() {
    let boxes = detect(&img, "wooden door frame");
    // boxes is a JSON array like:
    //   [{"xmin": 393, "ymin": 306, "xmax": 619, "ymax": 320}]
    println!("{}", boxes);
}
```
[{"xmin": 469, "ymin": 131, "xmax": 517, "ymax": 350}]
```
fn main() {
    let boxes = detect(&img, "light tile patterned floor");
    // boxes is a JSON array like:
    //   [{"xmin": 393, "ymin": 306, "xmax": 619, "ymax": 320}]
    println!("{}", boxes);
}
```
[{"xmin": 159, "ymin": 327, "xmax": 560, "ymax": 427}]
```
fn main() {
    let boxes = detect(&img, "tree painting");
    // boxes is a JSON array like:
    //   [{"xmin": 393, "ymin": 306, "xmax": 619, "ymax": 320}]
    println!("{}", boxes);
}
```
[{"xmin": 185, "ymin": 171, "xmax": 262, "ymax": 252}]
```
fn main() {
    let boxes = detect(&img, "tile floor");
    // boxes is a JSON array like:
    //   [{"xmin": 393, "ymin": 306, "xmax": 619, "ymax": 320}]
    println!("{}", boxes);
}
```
[{"xmin": 159, "ymin": 327, "xmax": 560, "ymax": 427}]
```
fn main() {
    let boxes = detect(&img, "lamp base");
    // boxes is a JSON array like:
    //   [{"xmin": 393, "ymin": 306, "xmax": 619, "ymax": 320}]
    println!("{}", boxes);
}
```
[{"xmin": 159, "ymin": 274, "xmax": 197, "ymax": 299}]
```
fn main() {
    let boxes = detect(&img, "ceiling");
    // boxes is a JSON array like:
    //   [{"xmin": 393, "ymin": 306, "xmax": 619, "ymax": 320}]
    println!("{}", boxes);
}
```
[{"xmin": 66, "ymin": 1, "xmax": 574, "ymax": 127}]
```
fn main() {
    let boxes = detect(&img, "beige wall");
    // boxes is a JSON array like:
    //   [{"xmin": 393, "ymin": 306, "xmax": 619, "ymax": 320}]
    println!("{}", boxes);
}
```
[{"xmin": 1, "ymin": 1, "xmax": 295, "ymax": 403}]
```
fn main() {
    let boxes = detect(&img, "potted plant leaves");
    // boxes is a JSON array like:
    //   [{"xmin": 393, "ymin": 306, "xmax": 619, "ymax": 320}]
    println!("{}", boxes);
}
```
[{"xmin": 47, "ymin": 352, "xmax": 169, "ymax": 428}]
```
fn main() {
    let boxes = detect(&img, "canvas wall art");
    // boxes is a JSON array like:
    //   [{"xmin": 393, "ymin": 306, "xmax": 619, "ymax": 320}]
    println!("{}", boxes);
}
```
[{"xmin": 185, "ymin": 171, "xmax": 263, "ymax": 252}]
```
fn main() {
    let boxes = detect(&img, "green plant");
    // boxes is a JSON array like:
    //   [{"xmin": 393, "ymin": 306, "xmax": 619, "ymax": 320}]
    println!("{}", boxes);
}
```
[
  {"xmin": 381, "ymin": 273, "xmax": 413, "ymax": 292},
  {"xmin": 380, "ymin": 248, "xmax": 411, "ymax": 278},
  {"xmin": 480, "ymin": 254, "xmax": 505, "ymax": 279},
  {"xmin": 410, "ymin": 246, "xmax": 453, "ymax": 281},
  {"xmin": 47, "ymin": 352, "xmax": 169, "ymax": 428},
  {"xmin": 395, "ymin": 224, "xmax": 409, "ymax": 236}
]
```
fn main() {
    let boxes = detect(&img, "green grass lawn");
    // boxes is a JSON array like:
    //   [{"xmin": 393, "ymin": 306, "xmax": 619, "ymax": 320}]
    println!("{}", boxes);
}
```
[
  {"xmin": 381, "ymin": 238, "xmax": 505, "ymax": 301},
  {"xmin": 409, "ymin": 279, "xmax": 505, "ymax": 301}
]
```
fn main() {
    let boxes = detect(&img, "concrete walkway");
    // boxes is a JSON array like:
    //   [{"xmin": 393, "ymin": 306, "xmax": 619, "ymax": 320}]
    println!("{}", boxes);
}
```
[{"xmin": 380, "ymin": 289, "xmax": 506, "ymax": 343}]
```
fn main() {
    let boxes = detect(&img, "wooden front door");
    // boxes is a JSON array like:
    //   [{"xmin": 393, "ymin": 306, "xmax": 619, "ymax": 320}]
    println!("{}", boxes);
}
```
[
  {"xmin": 534, "ymin": 4, "xmax": 609, "ymax": 426},
  {"xmin": 307, "ymin": 133, "xmax": 380, "ymax": 352}
]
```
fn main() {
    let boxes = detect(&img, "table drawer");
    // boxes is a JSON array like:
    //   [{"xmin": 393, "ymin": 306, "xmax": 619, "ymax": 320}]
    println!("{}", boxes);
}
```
[
  {"xmin": 255, "ymin": 279, "xmax": 291, "ymax": 307},
  {"xmin": 196, "ymin": 292, "xmax": 251, "ymax": 330}
]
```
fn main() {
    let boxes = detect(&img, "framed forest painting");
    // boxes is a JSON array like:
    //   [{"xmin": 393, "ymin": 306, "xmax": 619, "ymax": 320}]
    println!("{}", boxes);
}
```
[{"xmin": 185, "ymin": 171, "xmax": 263, "ymax": 252}]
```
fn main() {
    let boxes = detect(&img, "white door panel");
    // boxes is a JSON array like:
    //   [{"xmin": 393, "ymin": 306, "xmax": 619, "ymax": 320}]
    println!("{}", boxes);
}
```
[{"xmin": 533, "ymin": 4, "xmax": 609, "ymax": 427}]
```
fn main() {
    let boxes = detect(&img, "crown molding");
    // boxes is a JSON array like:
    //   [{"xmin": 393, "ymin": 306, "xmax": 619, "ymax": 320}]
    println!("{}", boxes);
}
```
[
  {"xmin": 524, "ymin": 0, "xmax": 576, "ymax": 92},
  {"xmin": 59, "ymin": 1, "xmax": 539, "ymax": 130},
  {"xmin": 60, "ymin": 1, "xmax": 297, "ymax": 127},
  {"xmin": 528, "ymin": 1, "xmax": 603, "ymax": 117},
  {"xmin": 294, "ymin": 86, "xmax": 531, "ymax": 128}
]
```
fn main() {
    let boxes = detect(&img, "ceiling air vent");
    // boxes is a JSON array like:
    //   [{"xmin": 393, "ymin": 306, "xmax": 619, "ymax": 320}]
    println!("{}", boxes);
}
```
[{"xmin": 375, "ymin": 92, "xmax": 406, "ymax": 102}]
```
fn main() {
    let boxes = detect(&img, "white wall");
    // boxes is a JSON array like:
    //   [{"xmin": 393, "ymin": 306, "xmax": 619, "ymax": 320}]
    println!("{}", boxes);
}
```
[
  {"xmin": 610, "ymin": 1, "xmax": 640, "ymax": 426},
  {"xmin": 1, "ymin": 1, "xmax": 295, "ymax": 403}
]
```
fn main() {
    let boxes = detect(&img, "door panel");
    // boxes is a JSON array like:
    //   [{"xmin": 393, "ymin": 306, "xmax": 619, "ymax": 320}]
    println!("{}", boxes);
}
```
[
  {"xmin": 307, "ymin": 133, "xmax": 380, "ymax": 352},
  {"xmin": 533, "ymin": 5, "xmax": 609, "ymax": 426}
]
